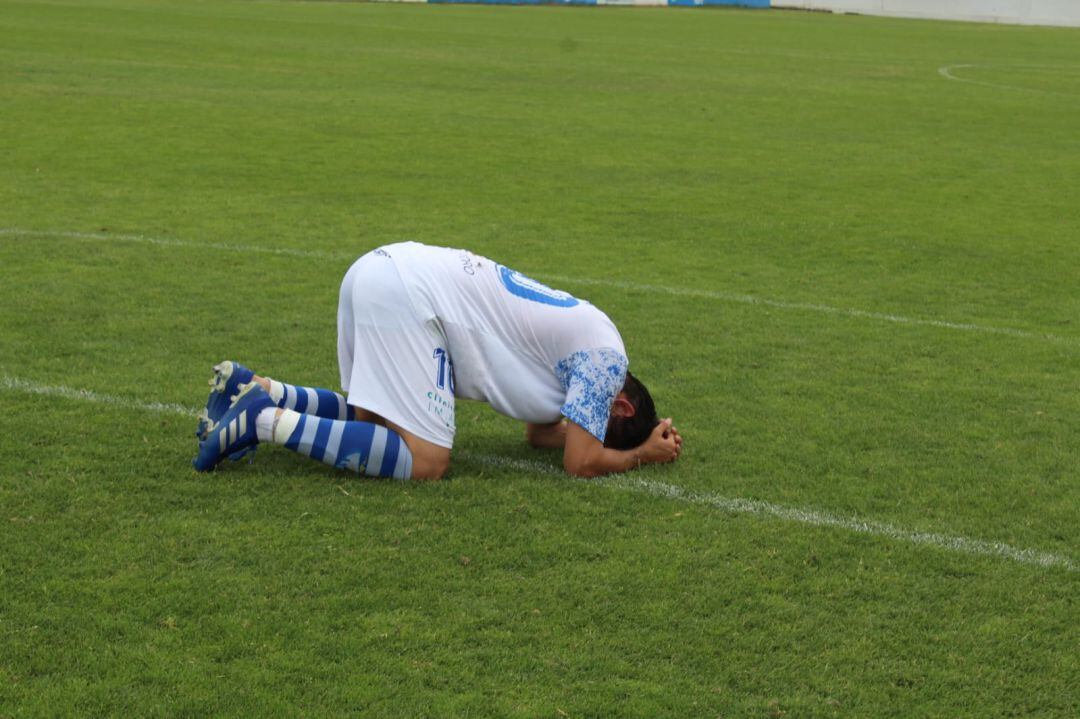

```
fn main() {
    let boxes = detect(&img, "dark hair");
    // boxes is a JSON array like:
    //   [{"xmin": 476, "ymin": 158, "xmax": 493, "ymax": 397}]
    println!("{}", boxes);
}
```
[{"xmin": 603, "ymin": 371, "xmax": 659, "ymax": 450}]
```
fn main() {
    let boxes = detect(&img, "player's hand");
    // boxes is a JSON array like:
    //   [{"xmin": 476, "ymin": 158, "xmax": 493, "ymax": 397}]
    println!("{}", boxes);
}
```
[
  {"xmin": 639, "ymin": 418, "xmax": 681, "ymax": 465},
  {"xmin": 666, "ymin": 422, "xmax": 683, "ymax": 452}
]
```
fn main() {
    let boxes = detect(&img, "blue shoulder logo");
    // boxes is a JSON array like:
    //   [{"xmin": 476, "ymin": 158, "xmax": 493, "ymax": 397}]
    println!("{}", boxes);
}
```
[{"xmin": 498, "ymin": 265, "xmax": 579, "ymax": 307}]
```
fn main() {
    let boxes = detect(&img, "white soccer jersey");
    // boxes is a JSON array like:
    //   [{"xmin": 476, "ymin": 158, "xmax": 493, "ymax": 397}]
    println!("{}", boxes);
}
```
[{"xmin": 384, "ymin": 241, "xmax": 628, "ymax": 442}]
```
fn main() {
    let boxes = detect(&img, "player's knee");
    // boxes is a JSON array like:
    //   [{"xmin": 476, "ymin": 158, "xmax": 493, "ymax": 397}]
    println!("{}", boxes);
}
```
[
  {"xmin": 402, "ymin": 439, "xmax": 450, "ymax": 480},
  {"xmin": 410, "ymin": 453, "xmax": 449, "ymax": 480},
  {"xmin": 382, "ymin": 423, "xmax": 449, "ymax": 480}
]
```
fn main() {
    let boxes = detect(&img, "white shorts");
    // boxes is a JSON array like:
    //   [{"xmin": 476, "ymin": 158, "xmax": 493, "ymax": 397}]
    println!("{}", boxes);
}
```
[{"xmin": 337, "ymin": 250, "xmax": 456, "ymax": 448}]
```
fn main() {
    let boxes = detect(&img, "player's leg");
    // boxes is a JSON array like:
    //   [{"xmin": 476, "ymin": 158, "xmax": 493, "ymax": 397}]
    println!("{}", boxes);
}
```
[
  {"xmin": 193, "ymin": 383, "xmax": 421, "ymax": 479},
  {"xmin": 251, "ymin": 375, "xmax": 350, "ymax": 420},
  {"xmin": 194, "ymin": 248, "xmax": 455, "ymax": 479},
  {"xmin": 255, "ymin": 406, "xmax": 447, "ymax": 479},
  {"xmin": 335, "ymin": 407, "xmax": 448, "ymax": 478},
  {"xmin": 320, "ymin": 405, "xmax": 441, "ymax": 470},
  {"xmin": 253, "ymin": 403, "xmax": 415, "ymax": 480},
  {"xmin": 197, "ymin": 362, "xmax": 350, "ymax": 443},
  {"xmin": 274, "ymin": 399, "xmax": 446, "ymax": 478}
]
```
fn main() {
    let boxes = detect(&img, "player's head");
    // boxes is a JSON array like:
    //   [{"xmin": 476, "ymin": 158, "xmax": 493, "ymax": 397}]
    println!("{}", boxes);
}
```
[{"xmin": 604, "ymin": 371, "xmax": 659, "ymax": 451}]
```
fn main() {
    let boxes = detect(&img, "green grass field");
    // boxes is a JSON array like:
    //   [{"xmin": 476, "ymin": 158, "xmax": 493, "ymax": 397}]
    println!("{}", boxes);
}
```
[{"xmin": 2, "ymin": 0, "xmax": 1078, "ymax": 715}]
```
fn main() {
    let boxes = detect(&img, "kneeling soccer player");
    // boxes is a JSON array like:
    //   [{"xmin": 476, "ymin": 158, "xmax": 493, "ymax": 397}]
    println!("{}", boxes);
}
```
[{"xmin": 193, "ymin": 242, "xmax": 682, "ymax": 479}]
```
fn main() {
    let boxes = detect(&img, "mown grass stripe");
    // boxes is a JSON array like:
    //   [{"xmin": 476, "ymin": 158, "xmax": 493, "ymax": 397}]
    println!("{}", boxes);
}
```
[
  {"xmin": 8, "ymin": 374, "xmax": 1060, "ymax": 571},
  {"xmin": 3, "ymin": 227, "xmax": 1077, "ymax": 347}
]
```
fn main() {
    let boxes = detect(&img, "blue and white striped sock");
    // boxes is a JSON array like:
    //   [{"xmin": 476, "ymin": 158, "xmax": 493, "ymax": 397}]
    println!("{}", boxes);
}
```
[
  {"xmin": 267, "ymin": 379, "xmax": 350, "ymax": 420},
  {"xmin": 257, "ymin": 408, "xmax": 413, "ymax": 480}
]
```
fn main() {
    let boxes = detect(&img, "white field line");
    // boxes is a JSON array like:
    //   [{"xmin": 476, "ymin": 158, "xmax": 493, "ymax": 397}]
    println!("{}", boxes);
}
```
[
  {"xmin": 540, "ymin": 274, "xmax": 1078, "ymax": 346},
  {"xmin": 5, "ymin": 373, "xmax": 1073, "ymax": 573},
  {"xmin": 460, "ymin": 454, "xmax": 1076, "ymax": 571},
  {"xmin": 938, "ymin": 64, "xmax": 1079, "ymax": 98},
  {"xmin": 939, "ymin": 63, "xmax": 1029, "ymax": 92},
  {"xmin": 604, "ymin": 476, "xmax": 1077, "ymax": 572},
  {"xmin": 2, "ymin": 227, "xmax": 1077, "ymax": 347},
  {"xmin": 1, "ymin": 375, "xmax": 193, "ymax": 416},
  {"xmin": 0, "ymin": 228, "xmax": 340, "ymax": 260}
]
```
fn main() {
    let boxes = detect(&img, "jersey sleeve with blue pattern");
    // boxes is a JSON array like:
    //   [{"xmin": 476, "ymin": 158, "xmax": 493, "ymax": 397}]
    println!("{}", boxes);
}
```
[{"xmin": 555, "ymin": 348, "xmax": 628, "ymax": 443}]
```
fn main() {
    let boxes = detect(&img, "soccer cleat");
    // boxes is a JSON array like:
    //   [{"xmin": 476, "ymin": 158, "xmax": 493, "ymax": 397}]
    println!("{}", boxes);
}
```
[
  {"xmin": 195, "ymin": 361, "xmax": 256, "ymax": 440},
  {"xmin": 193, "ymin": 382, "xmax": 274, "ymax": 472}
]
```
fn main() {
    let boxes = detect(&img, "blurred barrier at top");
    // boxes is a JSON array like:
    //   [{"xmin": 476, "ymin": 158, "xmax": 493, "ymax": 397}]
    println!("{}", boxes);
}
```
[
  {"xmin": 775, "ymin": 1, "xmax": 1080, "ymax": 26},
  {"xmin": 399, "ymin": 0, "xmax": 770, "ymax": 6},
  {"xmin": 380, "ymin": 0, "xmax": 1080, "ymax": 26}
]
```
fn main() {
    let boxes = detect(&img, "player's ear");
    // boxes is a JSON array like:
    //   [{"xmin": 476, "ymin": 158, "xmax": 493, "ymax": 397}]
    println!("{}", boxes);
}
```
[{"xmin": 611, "ymin": 394, "xmax": 636, "ymax": 418}]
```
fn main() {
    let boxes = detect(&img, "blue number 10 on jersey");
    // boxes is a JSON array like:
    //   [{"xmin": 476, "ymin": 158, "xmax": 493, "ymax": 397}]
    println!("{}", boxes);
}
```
[
  {"xmin": 498, "ymin": 265, "xmax": 579, "ymax": 308},
  {"xmin": 432, "ymin": 347, "xmax": 455, "ymax": 393}
]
